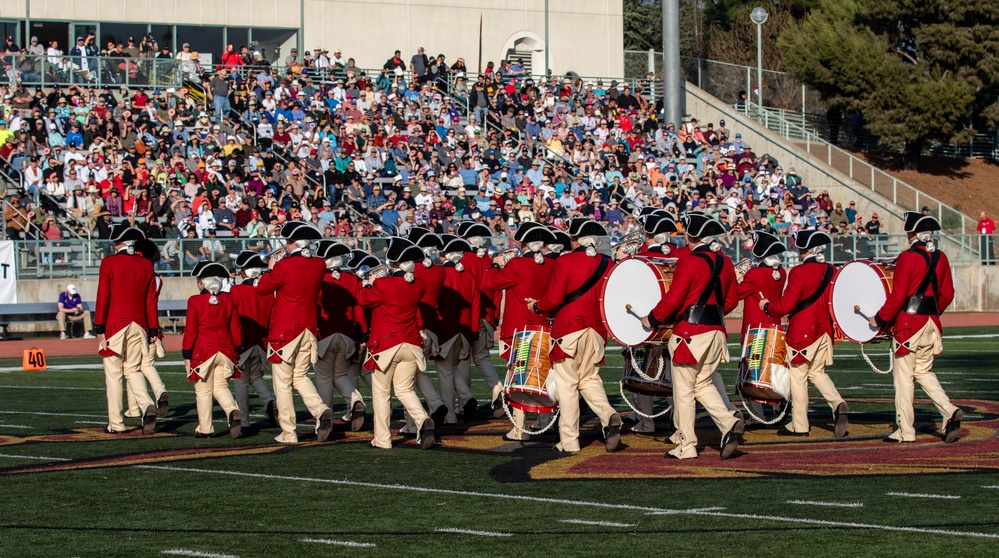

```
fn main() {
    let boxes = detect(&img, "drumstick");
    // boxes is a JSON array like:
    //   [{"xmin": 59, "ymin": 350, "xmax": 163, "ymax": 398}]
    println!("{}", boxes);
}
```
[
  {"xmin": 853, "ymin": 305, "xmax": 872, "ymax": 320},
  {"xmin": 625, "ymin": 304, "xmax": 642, "ymax": 319}
]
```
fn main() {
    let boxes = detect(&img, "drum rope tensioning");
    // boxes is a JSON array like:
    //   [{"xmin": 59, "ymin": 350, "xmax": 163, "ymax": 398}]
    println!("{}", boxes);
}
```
[{"xmin": 618, "ymin": 380, "xmax": 672, "ymax": 419}]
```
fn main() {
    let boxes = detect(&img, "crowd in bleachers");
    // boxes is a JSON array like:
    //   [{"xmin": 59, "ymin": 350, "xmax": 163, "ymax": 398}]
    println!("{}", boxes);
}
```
[{"xmin": 0, "ymin": 40, "xmax": 888, "ymax": 270}]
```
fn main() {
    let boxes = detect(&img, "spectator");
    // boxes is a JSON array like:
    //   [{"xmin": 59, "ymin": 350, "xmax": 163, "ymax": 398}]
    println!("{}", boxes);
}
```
[
  {"xmin": 979, "ymin": 210, "xmax": 996, "ymax": 265},
  {"xmin": 56, "ymin": 284, "xmax": 95, "ymax": 339}
]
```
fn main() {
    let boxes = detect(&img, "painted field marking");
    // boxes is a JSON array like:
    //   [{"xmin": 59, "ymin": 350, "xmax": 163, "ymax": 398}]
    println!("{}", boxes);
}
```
[
  {"xmin": 787, "ymin": 500, "xmax": 864, "ymax": 508},
  {"xmin": 435, "ymin": 528, "xmax": 512, "ymax": 537},
  {"xmin": 0, "ymin": 453, "xmax": 72, "ymax": 461},
  {"xmin": 161, "ymin": 551, "xmax": 239, "ymax": 558},
  {"xmin": 559, "ymin": 519, "xmax": 636, "ymax": 528},
  {"xmin": 981, "ymin": 486, "xmax": 999, "ymax": 489},
  {"xmin": 0, "ymin": 424, "xmax": 33, "ymax": 429},
  {"xmin": 300, "ymin": 538, "xmax": 376, "ymax": 548},
  {"xmin": 646, "ymin": 506, "xmax": 726, "ymax": 515},
  {"xmin": 0, "ymin": 385, "xmax": 104, "ymax": 391},
  {"xmin": 887, "ymin": 492, "xmax": 961, "ymax": 500},
  {"xmin": 138, "ymin": 465, "xmax": 999, "ymax": 540},
  {"xmin": 942, "ymin": 333, "xmax": 999, "ymax": 339},
  {"xmin": 0, "ymin": 410, "xmax": 107, "ymax": 419},
  {"xmin": 0, "ymin": 361, "xmax": 186, "ymax": 373}
]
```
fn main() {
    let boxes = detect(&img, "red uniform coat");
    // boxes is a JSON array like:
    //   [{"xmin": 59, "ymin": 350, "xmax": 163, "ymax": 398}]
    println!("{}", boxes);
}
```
[
  {"xmin": 94, "ymin": 250, "xmax": 158, "ymax": 340},
  {"xmin": 535, "ymin": 248, "xmax": 612, "ymax": 361},
  {"xmin": 438, "ymin": 262, "xmax": 481, "ymax": 342},
  {"xmin": 413, "ymin": 263, "xmax": 446, "ymax": 335},
  {"xmin": 229, "ymin": 281, "xmax": 274, "ymax": 350},
  {"xmin": 357, "ymin": 273, "xmax": 426, "ymax": 368},
  {"xmin": 765, "ymin": 258, "xmax": 835, "ymax": 362},
  {"xmin": 738, "ymin": 265, "xmax": 787, "ymax": 342},
  {"xmin": 461, "ymin": 251, "xmax": 497, "ymax": 326},
  {"xmin": 875, "ymin": 242, "xmax": 954, "ymax": 355},
  {"xmin": 182, "ymin": 292, "xmax": 242, "ymax": 379},
  {"xmin": 318, "ymin": 271, "xmax": 367, "ymax": 341},
  {"xmin": 480, "ymin": 253, "xmax": 555, "ymax": 357},
  {"xmin": 649, "ymin": 246, "xmax": 739, "ymax": 365},
  {"xmin": 256, "ymin": 252, "xmax": 327, "ymax": 358}
]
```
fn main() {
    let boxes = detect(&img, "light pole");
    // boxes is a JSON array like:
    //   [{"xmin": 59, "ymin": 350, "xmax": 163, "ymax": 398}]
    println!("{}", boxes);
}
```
[
  {"xmin": 750, "ymin": 6, "xmax": 768, "ymax": 111},
  {"xmin": 544, "ymin": 0, "xmax": 550, "ymax": 78}
]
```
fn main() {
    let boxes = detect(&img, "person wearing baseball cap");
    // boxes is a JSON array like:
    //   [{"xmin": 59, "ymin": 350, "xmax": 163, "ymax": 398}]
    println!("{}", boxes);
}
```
[{"xmin": 57, "ymin": 283, "xmax": 94, "ymax": 340}]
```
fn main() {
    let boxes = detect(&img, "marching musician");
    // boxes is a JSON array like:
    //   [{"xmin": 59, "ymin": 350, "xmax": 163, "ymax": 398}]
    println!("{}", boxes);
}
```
[
  {"xmin": 183, "ymin": 262, "xmax": 243, "ymax": 438},
  {"xmin": 641, "ymin": 212, "xmax": 744, "ymax": 460},
  {"xmin": 436, "ymin": 235, "xmax": 481, "ymax": 423},
  {"xmin": 229, "ymin": 251, "xmax": 278, "ymax": 428},
  {"xmin": 760, "ymin": 230, "xmax": 849, "ymax": 438},
  {"xmin": 871, "ymin": 212, "xmax": 963, "ymax": 443},
  {"xmin": 481, "ymin": 222, "xmax": 558, "ymax": 441},
  {"xmin": 358, "ymin": 238, "xmax": 437, "ymax": 450},
  {"xmin": 256, "ymin": 222, "xmax": 335, "ymax": 444},
  {"xmin": 95, "ymin": 224, "xmax": 159, "ymax": 435},
  {"xmin": 636, "ymin": 210, "xmax": 691, "ymax": 259},
  {"xmin": 457, "ymin": 222, "xmax": 506, "ymax": 418},
  {"xmin": 546, "ymin": 227, "xmax": 572, "ymax": 258},
  {"xmin": 737, "ymin": 231, "xmax": 788, "ymax": 423},
  {"xmin": 315, "ymin": 240, "xmax": 369, "ymax": 432},
  {"xmin": 528, "ymin": 218, "xmax": 624, "ymax": 454},
  {"xmin": 401, "ymin": 228, "xmax": 449, "ymax": 434},
  {"xmin": 124, "ymin": 238, "xmax": 169, "ymax": 420}
]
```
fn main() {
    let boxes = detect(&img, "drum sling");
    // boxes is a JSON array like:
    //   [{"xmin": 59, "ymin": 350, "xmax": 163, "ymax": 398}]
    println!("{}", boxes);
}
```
[
  {"xmin": 680, "ymin": 252, "xmax": 724, "ymax": 326},
  {"xmin": 905, "ymin": 249, "xmax": 940, "ymax": 315},
  {"xmin": 556, "ymin": 255, "xmax": 610, "ymax": 312},
  {"xmin": 790, "ymin": 263, "xmax": 833, "ymax": 318}
]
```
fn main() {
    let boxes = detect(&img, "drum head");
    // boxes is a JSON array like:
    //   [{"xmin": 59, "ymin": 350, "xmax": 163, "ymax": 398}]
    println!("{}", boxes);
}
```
[
  {"xmin": 831, "ymin": 261, "xmax": 888, "ymax": 343},
  {"xmin": 601, "ymin": 259, "xmax": 664, "ymax": 346},
  {"xmin": 506, "ymin": 390, "xmax": 557, "ymax": 414}
]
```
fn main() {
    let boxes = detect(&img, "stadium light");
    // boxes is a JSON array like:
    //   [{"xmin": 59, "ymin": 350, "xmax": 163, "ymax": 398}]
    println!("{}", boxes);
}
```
[{"xmin": 750, "ymin": 6, "xmax": 768, "ymax": 111}]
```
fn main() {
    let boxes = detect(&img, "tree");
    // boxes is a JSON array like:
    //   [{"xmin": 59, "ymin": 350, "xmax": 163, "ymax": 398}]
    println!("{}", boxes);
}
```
[{"xmin": 779, "ymin": 0, "xmax": 993, "ymax": 165}]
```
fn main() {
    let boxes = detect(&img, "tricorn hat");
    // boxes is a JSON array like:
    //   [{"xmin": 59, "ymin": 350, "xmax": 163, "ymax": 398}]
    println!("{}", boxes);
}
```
[
  {"xmin": 385, "ymin": 237, "xmax": 418, "ymax": 263},
  {"xmin": 519, "ymin": 225, "xmax": 557, "ymax": 245},
  {"xmin": 406, "ymin": 226, "xmax": 433, "ymax": 245},
  {"xmin": 350, "ymin": 254, "xmax": 381, "ymax": 271},
  {"xmin": 442, "ymin": 237, "xmax": 473, "ymax": 254},
  {"xmin": 234, "ymin": 250, "xmax": 268, "ymax": 270},
  {"xmin": 281, "ymin": 221, "xmax": 322, "ymax": 241},
  {"xmin": 414, "ymin": 231, "xmax": 443, "ymax": 250},
  {"xmin": 681, "ymin": 212, "xmax": 725, "ymax": 239},
  {"xmin": 751, "ymin": 231, "xmax": 786, "ymax": 259},
  {"xmin": 902, "ymin": 211, "xmax": 941, "ymax": 234},
  {"xmin": 110, "ymin": 223, "xmax": 145, "ymax": 243},
  {"xmin": 513, "ymin": 221, "xmax": 546, "ymax": 242},
  {"xmin": 567, "ymin": 218, "xmax": 607, "ymax": 238},
  {"xmin": 316, "ymin": 241, "xmax": 351, "ymax": 260},
  {"xmin": 644, "ymin": 214, "xmax": 678, "ymax": 236},
  {"xmin": 133, "ymin": 238, "xmax": 159, "ymax": 262},
  {"xmin": 792, "ymin": 229, "xmax": 833, "ymax": 250},
  {"xmin": 548, "ymin": 227, "xmax": 572, "ymax": 252},
  {"xmin": 457, "ymin": 222, "xmax": 491, "ymax": 239},
  {"xmin": 193, "ymin": 261, "xmax": 229, "ymax": 279}
]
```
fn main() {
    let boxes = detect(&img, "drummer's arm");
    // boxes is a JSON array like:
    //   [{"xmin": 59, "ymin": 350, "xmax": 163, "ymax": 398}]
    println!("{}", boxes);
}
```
[
  {"xmin": 737, "ymin": 269, "xmax": 758, "ymax": 301},
  {"xmin": 648, "ymin": 259, "xmax": 691, "ymax": 327},
  {"xmin": 764, "ymin": 268, "xmax": 801, "ymax": 319},
  {"xmin": 874, "ymin": 253, "xmax": 913, "ymax": 328}
]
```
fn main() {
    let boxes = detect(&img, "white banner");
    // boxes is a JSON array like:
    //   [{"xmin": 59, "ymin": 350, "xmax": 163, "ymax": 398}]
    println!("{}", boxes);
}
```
[{"xmin": 0, "ymin": 240, "xmax": 15, "ymax": 304}]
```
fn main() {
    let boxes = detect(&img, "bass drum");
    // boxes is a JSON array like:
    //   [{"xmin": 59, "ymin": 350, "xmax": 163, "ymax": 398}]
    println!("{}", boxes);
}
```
[
  {"xmin": 600, "ymin": 256, "xmax": 676, "ymax": 346},
  {"xmin": 621, "ymin": 345, "xmax": 672, "ymax": 397},
  {"xmin": 830, "ymin": 260, "xmax": 895, "ymax": 344}
]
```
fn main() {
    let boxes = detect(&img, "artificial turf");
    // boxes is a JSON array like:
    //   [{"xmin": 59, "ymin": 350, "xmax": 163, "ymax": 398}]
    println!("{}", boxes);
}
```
[{"xmin": 1, "ymin": 327, "xmax": 997, "ymax": 557}]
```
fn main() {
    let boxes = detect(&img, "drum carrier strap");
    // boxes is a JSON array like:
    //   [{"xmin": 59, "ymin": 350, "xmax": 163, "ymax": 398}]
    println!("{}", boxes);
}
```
[
  {"xmin": 790, "ymin": 263, "xmax": 833, "ymax": 318},
  {"xmin": 556, "ymin": 255, "xmax": 610, "ymax": 312},
  {"xmin": 904, "ymin": 249, "xmax": 941, "ymax": 315},
  {"xmin": 680, "ymin": 252, "xmax": 724, "ymax": 326}
]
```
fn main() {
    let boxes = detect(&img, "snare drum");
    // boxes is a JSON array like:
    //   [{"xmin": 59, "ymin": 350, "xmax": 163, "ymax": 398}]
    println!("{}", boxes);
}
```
[
  {"xmin": 601, "ymin": 256, "xmax": 677, "ymax": 346},
  {"xmin": 504, "ymin": 326, "xmax": 557, "ymax": 413},
  {"xmin": 736, "ymin": 326, "xmax": 790, "ymax": 403},
  {"xmin": 621, "ymin": 345, "xmax": 672, "ymax": 397},
  {"xmin": 830, "ymin": 260, "xmax": 895, "ymax": 343}
]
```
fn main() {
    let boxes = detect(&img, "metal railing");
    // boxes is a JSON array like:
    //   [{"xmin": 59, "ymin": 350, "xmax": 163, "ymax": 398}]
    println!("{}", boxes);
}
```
[
  {"xmin": 0, "ymin": 53, "xmax": 183, "ymax": 89},
  {"xmin": 6, "ymin": 233, "xmax": 997, "ymax": 279},
  {"xmin": 739, "ymin": 100, "xmax": 974, "ymax": 238}
]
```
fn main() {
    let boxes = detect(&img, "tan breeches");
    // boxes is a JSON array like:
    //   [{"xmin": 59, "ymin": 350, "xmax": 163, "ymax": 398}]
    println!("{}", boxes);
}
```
[
  {"xmin": 104, "ymin": 326, "xmax": 152, "ymax": 431},
  {"xmin": 551, "ymin": 331, "xmax": 617, "ymax": 453},
  {"xmin": 271, "ymin": 340, "xmax": 330, "ymax": 444},
  {"xmin": 788, "ymin": 336, "xmax": 843, "ymax": 433},
  {"xmin": 315, "ymin": 335, "xmax": 364, "ymax": 409},
  {"xmin": 669, "ymin": 332, "xmax": 739, "ymax": 459},
  {"xmin": 371, "ymin": 344, "xmax": 429, "ymax": 449},
  {"xmin": 234, "ymin": 346, "xmax": 275, "ymax": 422},
  {"xmin": 193, "ymin": 360, "xmax": 239, "ymax": 435},
  {"xmin": 890, "ymin": 323, "xmax": 957, "ymax": 441}
]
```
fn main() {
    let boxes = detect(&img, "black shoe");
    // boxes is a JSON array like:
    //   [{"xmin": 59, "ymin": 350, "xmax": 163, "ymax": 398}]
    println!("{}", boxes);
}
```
[
  {"xmin": 194, "ymin": 431, "xmax": 211, "ymax": 439},
  {"xmin": 604, "ymin": 413, "xmax": 623, "ymax": 453},
  {"xmin": 431, "ymin": 405, "xmax": 448, "ymax": 437},
  {"xmin": 552, "ymin": 445, "xmax": 578, "ymax": 454},
  {"xmin": 492, "ymin": 398, "xmax": 505, "ymax": 419},
  {"xmin": 103, "ymin": 425, "xmax": 125, "ymax": 434},
  {"xmin": 349, "ymin": 401, "xmax": 366, "ymax": 432},
  {"xmin": 720, "ymin": 418, "xmax": 745, "ymax": 460},
  {"xmin": 316, "ymin": 408, "xmax": 333, "ymax": 442},
  {"xmin": 882, "ymin": 436, "xmax": 905, "ymax": 443},
  {"xmin": 663, "ymin": 452, "xmax": 681, "ymax": 460},
  {"xmin": 419, "ymin": 418, "xmax": 436, "ymax": 450},
  {"xmin": 157, "ymin": 392, "xmax": 169, "ymax": 417},
  {"xmin": 229, "ymin": 410, "xmax": 243, "ymax": 438},
  {"xmin": 142, "ymin": 405, "xmax": 157, "ymax": 435},
  {"xmin": 266, "ymin": 400, "xmax": 279, "ymax": 428},
  {"xmin": 834, "ymin": 402, "xmax": 849, "ymax": 438},
  {"xmin": 462, "ymin": 398, "xmax": 478, "ymax": 423},
  {"xmin": 776, "ymin": 427, "xmax": 808, "ymax": 437},
  {"xmin": 944, "ymin": 408, "xmax": 964, "ymax": 443}
]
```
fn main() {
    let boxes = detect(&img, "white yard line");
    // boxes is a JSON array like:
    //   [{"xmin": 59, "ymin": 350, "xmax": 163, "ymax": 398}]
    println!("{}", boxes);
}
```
[
  {"xmin": 0, "ymin": 410, "xmax": 107, "ymax": 419},
  {"xmin": 137, "ymin": 465, "xmax": 999, "ymax": 540},
  {"xmin": 559, "ymin": 519, "xmax": 636, "ymax": 528},
  {"xmin": 787, "ymin": 500, "xmax": 864, "ymax": 508},
  {"xmin": 0, "ymin": 361, "xmax": 186, "ymax": 373},
  {"xmin": 0, "ymin": 385, "xmax": 104, "ymax": 391},
  {"xmin": 0, "ymin": 453, "xmax": 72, "ymax": 461},
  {"xmin": 942, "ymin": 334, "xmax": 999, "ymax": 339},
  {"xmin": 300, "ymin": 538, "xmax": 376, "ymax": 548},
  {"xmin": 886, "ymin": 492, "xmax": 961, "ymax": 500},
  {"xmin": 161, "ymin": 551, "xmax": 239, "ymax": 558},
  {"xmin": 435, "ymin": 528, "xmax": 512, "ymax": 537},
  {"xmin": 980, "ymin": 486, "xmax": 999, "ymax": 489},
  {"xmin": 0, "ymin": 424, "xmax": 33, "ymax": 429}
]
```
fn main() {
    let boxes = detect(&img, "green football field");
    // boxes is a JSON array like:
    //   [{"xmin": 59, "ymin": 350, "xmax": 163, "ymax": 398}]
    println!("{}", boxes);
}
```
[{"xmin": 1, "ymin": 328, "xmax": 998, "ymax": 557}]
